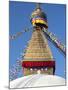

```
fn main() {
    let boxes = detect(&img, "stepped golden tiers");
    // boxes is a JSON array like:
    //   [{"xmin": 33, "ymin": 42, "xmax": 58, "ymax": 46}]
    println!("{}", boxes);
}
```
[{"xmin": 22, "ymin": 27, "xmax": 55, "ymax": 75}]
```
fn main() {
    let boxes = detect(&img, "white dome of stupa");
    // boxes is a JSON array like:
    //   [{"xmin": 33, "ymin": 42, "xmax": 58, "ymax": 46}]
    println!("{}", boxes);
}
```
[{"xmin": 10, "ymin": 74, "xmax": 65, "ymax": 88}]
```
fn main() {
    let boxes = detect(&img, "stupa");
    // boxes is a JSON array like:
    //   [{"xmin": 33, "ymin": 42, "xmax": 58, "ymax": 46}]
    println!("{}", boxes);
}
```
[{"xmin": 22, "ymin": 3, "xmax": 55, "ymax": 76}]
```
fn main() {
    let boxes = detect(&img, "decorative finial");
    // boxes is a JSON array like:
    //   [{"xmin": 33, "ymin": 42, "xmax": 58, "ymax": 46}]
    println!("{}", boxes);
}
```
[{"xmin": 36, "ymin": 3, "xmax": 41, "ymax": 9}]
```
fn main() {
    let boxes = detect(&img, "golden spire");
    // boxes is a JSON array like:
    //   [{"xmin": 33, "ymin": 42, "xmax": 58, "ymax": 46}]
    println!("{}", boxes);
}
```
[{"xmin": 36, "ymin": 3, "xmax": 41, "ymax": 9}]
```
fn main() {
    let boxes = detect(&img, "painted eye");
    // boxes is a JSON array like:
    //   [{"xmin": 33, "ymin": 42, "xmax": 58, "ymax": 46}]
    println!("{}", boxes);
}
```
[
  {"xmin": 45, "ymin": 68, "xmax": 48, "ymax": 71},
  {"xmin": 41, "ymin": 68, "xmax": 43, "ymax": 71},
  {"xmin": 34, "ymin": 68, "xmax": 37, "ymax": 70}
]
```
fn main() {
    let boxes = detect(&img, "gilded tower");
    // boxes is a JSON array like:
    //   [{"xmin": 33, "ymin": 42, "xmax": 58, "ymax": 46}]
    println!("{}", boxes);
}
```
[{"xmin": 22, "ymin": 4, "xmax": 55, "ymax": 76}]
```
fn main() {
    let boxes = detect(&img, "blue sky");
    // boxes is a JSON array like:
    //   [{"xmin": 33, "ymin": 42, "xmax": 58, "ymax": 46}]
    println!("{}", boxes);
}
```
[{"xmin": 9, "ymin": 1, "xmax": 66, "ymax": 78}]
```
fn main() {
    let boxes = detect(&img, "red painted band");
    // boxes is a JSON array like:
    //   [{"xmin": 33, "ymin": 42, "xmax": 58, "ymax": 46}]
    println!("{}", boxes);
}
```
[{"xmin": 22, "ymin": 61, "xmax": 55, "ymax": 68}]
